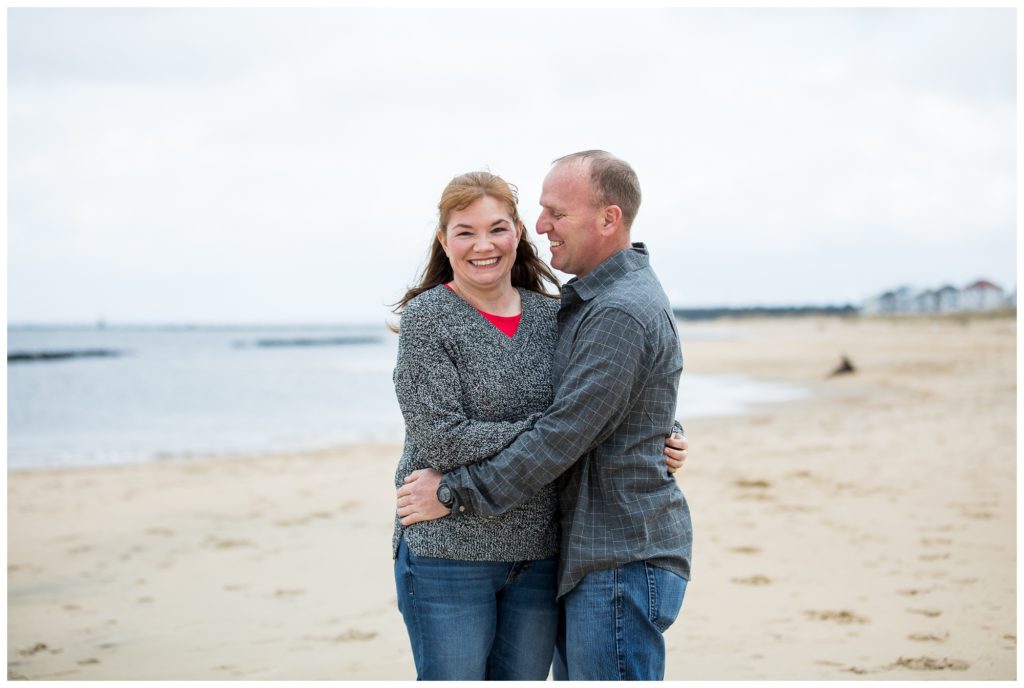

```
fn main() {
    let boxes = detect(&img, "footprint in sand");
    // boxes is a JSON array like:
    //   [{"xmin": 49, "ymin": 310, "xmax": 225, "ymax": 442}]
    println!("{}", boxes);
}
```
[
  {"xmin": 77, "ymin": 658, "xmax": 100, "ymax": 666},
  {"xmin": 920, "ymin": 537, "xmax": 953, "ymax": 546},
  {"xmin": 805, "ymin": 610, "xmax": 868, "ymax": 624},
  {"xmin": 18, "ymin": 643, "xmax": 62, "ymax": 657},
  {"xmin": 962, "ymin": 511, "xmax": 994, "ymax": 520},
  {"xmin": 897, "ymin": 588, "xmax": 931, "ymax": 597},
  {"xmin": 303, "ymin": 630, "xmax": 378, "ymax": 643},
  {"xmin": 732, "ymin": 479, "xmax": 774, "ymax": 502},
  {"xmin": 275, "ymin": 512, "xmax": 334, "ymax": 528},
  {"xmin": 272, "ymin": 589, "xmax": 306, "ymax": 599},
  {"xmin": 918, "ymin": 553, "xmax": 951, "ymax": 561},
  {"xmin": 732, "ymin": 575, "xmax": 771, "ymax": 586},
  {"xmin": 729, "ymin": 546, "xmax": 761, "ymax": 555},
  {"xmin": 734, "ymin": 479, "xmax": 771, "ymax": 489},
  {"xmin": 908, "ymin": 633, "xmax": 949, "ymax": 642},
  {"xmin": 888, "ymin": 656, "xmax": 968, "ymax": 671},
  {"xmin": 204, "ymin": 537, "xmax": 256, "ymax": 549},
  {"xmin": 144, "ymin": 527, "xmax": 175, "ymax": 537},
  {"xmin": 907, "ymin": 608, "xmax": 942, "ymax": 618}
]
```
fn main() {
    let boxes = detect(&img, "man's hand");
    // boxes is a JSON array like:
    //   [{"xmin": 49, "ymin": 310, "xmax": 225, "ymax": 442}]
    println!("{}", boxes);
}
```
[
  {"xmin": 397, "ymin": 468, "xmax": 449, "ymax": 526},
  {"xmin": 665, "ymin": 433, "xmax": 688, "ymax": 475}
]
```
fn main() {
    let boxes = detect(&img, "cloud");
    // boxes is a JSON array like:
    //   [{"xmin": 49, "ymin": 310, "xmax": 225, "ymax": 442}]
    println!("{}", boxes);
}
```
[{"xmin": 7, "ymin": 8, "xmax": 1016, "ymax": 322}]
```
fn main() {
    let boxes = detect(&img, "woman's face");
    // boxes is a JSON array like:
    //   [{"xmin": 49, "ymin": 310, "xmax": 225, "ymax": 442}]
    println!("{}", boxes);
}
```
[{"xmin": 439, "ymin": 195, "xmax": 522, "ymax": 293}]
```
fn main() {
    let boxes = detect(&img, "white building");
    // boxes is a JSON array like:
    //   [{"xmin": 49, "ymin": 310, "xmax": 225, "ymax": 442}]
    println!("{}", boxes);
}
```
[{"xmin": 961, "ymin": 279, "xmax": 1006, "ymax": 311}]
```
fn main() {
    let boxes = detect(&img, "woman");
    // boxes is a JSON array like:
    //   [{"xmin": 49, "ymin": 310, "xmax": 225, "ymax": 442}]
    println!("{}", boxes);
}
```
[{"xmin": 391, "ymin": 171, "xmax": 686, "ymax": 680}]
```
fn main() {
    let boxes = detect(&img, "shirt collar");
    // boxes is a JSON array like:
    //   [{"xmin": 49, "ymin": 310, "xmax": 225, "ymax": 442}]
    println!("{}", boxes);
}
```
[{"xmin": 562, "ymin": 243, "xmax": 650, "ymax": 303}]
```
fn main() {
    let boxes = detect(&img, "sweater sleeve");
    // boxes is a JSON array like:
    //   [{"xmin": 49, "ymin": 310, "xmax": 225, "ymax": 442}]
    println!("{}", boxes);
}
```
[
  {"xmin": 393, "ymin": 303, "xmax": 540, "ymax": 474},
  {"xmin": 442, "ymin": 306, "xmax": 652, "ymax": 516}
]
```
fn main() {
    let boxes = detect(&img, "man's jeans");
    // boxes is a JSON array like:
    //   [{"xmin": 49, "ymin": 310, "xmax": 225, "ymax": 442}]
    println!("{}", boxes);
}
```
[
  {"xmin": 394, "ymin": 537, "xmax": 558, "ymax": 680},
  {"xmin": 553, "ymin": 561, "xmax": 687, "ymax": 680}
]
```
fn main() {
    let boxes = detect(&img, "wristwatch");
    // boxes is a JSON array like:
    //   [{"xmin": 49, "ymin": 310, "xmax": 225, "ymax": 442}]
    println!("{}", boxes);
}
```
[{"xmin": 436, "ymin": 482, "xmax": 454, "ymax": 509}]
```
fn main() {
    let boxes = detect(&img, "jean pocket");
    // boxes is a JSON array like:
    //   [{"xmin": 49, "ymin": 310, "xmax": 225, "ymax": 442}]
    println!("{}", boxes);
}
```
[{"xmin": 645, "ymin": 563, "xmax": 687, "ymax": 632}]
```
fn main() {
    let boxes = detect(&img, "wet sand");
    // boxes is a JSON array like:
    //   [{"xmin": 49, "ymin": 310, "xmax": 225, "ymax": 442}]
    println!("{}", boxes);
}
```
[{"xmin": 7, "ymin": 314, "xmax": 1016, "ymax": 679}]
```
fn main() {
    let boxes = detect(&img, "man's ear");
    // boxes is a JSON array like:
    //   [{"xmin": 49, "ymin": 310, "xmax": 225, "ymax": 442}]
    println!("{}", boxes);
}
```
[{"xmin": 601, "ymin": 205, "xmax": 623, "ymax": 235}]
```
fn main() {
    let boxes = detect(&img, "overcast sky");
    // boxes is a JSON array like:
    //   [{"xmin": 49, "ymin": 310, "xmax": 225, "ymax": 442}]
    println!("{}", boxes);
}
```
[{"xmin": 7, "ymin": 7, "xmax": 1016, "ymax": 324}]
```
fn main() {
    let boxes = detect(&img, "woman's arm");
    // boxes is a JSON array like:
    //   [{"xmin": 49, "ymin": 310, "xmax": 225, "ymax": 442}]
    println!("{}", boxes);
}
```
[{"xmin": 393, "ymin": 306, "xmax": 540, "ymax": 474}]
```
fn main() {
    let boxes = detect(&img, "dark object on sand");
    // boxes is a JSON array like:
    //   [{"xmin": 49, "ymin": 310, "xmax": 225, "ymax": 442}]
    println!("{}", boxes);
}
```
[
  {"xmin": 829, "ymin": 355, "xmax": 856, "ymax": 377},
  {"xmin": 8, "ymin": 349, "xmax": 122, "ymax": 363}
]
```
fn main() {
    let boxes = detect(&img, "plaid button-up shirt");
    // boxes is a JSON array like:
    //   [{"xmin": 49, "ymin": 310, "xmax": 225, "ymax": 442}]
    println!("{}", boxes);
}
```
[{"xmin": 443, "ymin": 243, "xmax": 693, "ymax": 598}]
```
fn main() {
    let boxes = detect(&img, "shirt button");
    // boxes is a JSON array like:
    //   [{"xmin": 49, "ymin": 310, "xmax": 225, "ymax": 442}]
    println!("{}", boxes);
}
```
[{"xmin": 459, "ymin": 506, "xmax": 465, "ymax": 513}]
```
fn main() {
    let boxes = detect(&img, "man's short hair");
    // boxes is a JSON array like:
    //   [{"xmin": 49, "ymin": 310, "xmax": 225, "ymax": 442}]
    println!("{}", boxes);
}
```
[{"xmin": 553, "ymin": 150, "xmax": 642, "ymax": 229}]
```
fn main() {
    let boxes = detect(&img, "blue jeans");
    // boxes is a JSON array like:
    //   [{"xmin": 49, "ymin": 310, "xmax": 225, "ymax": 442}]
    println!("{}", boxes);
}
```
[
  {"xmin": 553, "ymin": 561, "xmax": 687, "ymax": 680},
  {"xmin": 394, "ymin": 537, "xmax": 558, "ymax": 680}
]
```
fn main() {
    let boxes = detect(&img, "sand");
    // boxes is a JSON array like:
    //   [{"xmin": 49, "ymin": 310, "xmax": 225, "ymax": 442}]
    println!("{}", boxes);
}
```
[{"xmin": 7, "ymin": 314, "xmax": 1016, "ymax": 680}]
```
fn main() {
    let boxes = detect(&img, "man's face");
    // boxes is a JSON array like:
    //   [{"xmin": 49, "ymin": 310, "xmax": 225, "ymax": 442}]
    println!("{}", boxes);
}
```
[{"xmin": 535, "ymin": 162, "xmax": 605, "ymax": 277}]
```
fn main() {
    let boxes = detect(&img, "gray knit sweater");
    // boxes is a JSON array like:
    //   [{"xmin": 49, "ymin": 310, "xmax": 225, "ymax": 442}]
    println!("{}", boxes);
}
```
[{"xmin": 391, "ymin": 285, "xmax": 560, "ymax": 562}]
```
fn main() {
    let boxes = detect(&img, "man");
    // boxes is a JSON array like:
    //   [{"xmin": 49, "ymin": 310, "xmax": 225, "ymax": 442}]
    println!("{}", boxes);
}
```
[{"xmin": 398, "ymin": 150, "xmax": 692, "ymax": 680}]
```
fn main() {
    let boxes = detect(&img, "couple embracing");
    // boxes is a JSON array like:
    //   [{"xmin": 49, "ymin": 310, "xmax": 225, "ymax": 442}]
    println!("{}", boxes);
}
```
[{"xmin": 390, "ymin": 150, "xmax": 693, "ymax": 681}]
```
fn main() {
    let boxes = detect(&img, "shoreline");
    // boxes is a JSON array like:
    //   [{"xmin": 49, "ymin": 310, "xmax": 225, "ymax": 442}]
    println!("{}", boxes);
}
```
[{"xmin": 8, "ymin": 314, "xmax": 1016, "ymax": 680}]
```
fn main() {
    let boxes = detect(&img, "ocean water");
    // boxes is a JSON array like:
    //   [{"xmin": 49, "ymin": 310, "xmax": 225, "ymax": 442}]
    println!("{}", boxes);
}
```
[{"xmin": 7, "ymin": 323, "xmax": 806, "ymax": 470}]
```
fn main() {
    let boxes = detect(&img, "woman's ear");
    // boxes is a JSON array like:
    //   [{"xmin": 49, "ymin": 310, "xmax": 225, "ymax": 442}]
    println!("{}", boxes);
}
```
[{"xmin": 436, "ymin": 228, "xmax": 448, "ymax": 255}]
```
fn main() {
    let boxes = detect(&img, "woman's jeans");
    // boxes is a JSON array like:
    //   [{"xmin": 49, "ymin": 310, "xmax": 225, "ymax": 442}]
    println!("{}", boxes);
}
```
[
  {"xmin": 553, "ymin": 561, "xmax": 687, "ymax": 680},
  {"xmin": 394, "ymin": 537, "xmax": 558, "ymax": 680}
]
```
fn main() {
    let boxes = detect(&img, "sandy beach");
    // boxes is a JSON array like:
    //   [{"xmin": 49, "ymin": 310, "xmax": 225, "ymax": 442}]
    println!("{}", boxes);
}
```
[{"xmin": 7, "ymin": 314, "xmax": 1016, "ymax": 680}]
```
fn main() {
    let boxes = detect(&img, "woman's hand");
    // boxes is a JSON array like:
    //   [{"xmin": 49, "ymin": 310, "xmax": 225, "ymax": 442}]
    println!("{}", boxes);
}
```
[
  {"xmin": 664, "ymin": 432, "xmax": 688, "ymax": 476},
  {"xmin": 396, "ymin": 468, "xmax": 449, "ymax": 526}
]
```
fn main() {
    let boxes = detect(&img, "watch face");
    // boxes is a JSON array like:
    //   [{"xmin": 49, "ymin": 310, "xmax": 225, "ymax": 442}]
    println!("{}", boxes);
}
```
[{"xmin": 437, "ymin": 484, "xmax": 452, "ymax": 506}]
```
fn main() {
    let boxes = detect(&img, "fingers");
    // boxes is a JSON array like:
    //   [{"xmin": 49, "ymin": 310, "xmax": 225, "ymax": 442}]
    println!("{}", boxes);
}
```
[
  {"xmin": 400, "ymin": 513, "xmax": 422, "ymax": 527},
  {"xmin": 403, "ymin": 469, "xmax": 425, "ymax": 484},
  {"xmin": 664, "ymin": 448, "xmax": 688, "ymax": 464},
  {"xmin": 665, "ymin": 434, "xmax": 688, "ymax": 450}
]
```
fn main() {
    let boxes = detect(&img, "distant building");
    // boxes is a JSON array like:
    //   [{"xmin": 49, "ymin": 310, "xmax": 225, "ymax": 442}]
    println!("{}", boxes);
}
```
[
  {"xmin": 862, "ymin": 290, "xmax": 897, "ymax": 315},
  {"xmin": 962, "ymin": 279, "xmax": 1005, "ymax": 311},
  {"xmin": 915, "ymin": 289, "xmax": 939, "ymax": 313},
  {"xmin": 863, "ymin": 278, "xmax": 1010, "ymax": 315},
  {"xmin": 894, "ymin": 286, "xmax": 915, "ymax": 313},
  {"xmin": 935, "ymin": 285, "xmax": 960, "ymax": 312}
]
